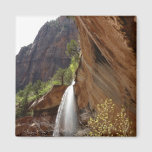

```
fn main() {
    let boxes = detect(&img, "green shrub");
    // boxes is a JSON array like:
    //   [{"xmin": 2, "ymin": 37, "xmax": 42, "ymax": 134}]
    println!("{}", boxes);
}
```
[
  {"xmin": 65, "ymin": 39, "xmax": 78, "ymax": 57},
  {"xmin": 16, "ymin": 39, "xmax": 80, "ymax": 118}
]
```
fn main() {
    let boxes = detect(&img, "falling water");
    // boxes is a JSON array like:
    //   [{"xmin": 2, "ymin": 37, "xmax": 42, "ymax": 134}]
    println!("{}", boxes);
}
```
[{"xmin": 53, "ymin": 80, "xmax": 78, "ymax": 136}]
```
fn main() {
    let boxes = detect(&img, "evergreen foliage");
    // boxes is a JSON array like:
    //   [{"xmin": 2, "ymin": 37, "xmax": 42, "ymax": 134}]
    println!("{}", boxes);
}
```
[
  {"xmin": 16, "ymin": 39, "xmax": 80, "ymax": 119},
  {"xmin": 65, "ymin": 39, "xmax": 79, "ymax": 58}
]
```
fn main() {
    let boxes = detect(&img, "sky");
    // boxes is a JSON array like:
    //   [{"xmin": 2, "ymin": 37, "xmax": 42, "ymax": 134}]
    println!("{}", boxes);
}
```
[{"xmin": 16, "ymin": 16, "xmax": 59, "ymax": 55}]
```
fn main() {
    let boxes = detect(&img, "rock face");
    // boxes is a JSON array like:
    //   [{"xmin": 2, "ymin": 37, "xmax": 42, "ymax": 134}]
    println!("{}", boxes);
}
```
[
  {"xmin": 16, "ymin": 16, "xmax": 78, "ymax": 92},
  {"xmin": 16, "ymin": 116, "xmax": 54, "ymax": 136},
  {"xmin": 16, "ymin": 85, "xmax": 68, "ymax": 136},
  {"xmin": 29, "ymin": 85, "xmax": 68, "ymax": 112},
  {"xmin": 74, "ymin": 16, "xmax": 136, "ymax": 135}
]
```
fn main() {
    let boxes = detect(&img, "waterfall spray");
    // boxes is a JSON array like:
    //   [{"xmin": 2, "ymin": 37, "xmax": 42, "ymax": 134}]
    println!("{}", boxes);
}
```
[{"xmin": 53, "ymin": 80, "xmax": 78, "ymax": 136}]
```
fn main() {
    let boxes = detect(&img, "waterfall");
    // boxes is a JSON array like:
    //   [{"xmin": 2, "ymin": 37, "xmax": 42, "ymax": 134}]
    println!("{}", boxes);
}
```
[{"xmin": 53, "ymin": 80, "xmax": 79, "ymax": 136}]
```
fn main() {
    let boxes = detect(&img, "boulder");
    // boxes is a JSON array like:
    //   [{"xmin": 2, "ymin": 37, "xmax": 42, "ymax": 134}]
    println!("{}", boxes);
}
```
[{"xmin": 29, "ymin": 85, "xmax": 68, "ymax": 111}]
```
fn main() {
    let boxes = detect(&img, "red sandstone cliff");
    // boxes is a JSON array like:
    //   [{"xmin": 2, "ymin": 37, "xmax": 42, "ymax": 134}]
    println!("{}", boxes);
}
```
[
  {"xmin": 16, "ymin": 16, "xmax": 136, "ymax": 136},
  {"xmin": 74, "ymin": 16, "xmax": 136, "ymax": 135}
]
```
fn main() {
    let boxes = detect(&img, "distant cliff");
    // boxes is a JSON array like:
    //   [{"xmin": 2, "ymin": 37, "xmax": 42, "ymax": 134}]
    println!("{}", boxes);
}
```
[{"xmin": 16, "ymin": 16, "xmax": 78, "ymax": 92}]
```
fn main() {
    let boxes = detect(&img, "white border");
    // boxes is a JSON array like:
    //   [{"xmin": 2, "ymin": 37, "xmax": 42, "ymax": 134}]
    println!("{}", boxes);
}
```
[{"xmin": 0, "ymin": 0, "xmax": 152, "ymax": 151}]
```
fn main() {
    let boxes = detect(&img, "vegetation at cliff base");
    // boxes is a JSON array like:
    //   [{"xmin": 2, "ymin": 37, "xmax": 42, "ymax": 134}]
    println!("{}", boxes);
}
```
[
  {"xmin": 51, "ymin": 39, "xmax": 79, "ymax": 85},
  {"xmin": 16, "ymin": 80, "xmax": 52, "ymax": 118},
  {"xmin": 66, "ymin": 39, "xmax": 79, "ymax": 58},
  {"xmin": 16, "ymin": 39, "xmax": 80, "ymax": 119},
  {"xmin": 87, "ymin": 99, "xmax": 134, "ymax": 136}
]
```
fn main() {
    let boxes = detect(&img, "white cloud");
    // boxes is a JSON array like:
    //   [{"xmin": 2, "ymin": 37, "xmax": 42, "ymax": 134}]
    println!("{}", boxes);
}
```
[{"xmin": 16, "ymin": 16, "xmax": 59, "ymax": 55}]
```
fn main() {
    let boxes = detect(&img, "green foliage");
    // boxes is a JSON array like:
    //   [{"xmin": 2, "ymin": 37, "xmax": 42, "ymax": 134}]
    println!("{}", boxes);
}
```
[
  {"xmin": 52, "ymin": 68, "xmax": 66, "ymax": 85},
  {"xmin": 65, "ymin": 40, "xmax": 79, "ymax": 57},
  {"xmin": 16, "ymin": 83, "xmax": 32, "ymax": 118},
  {"xmin": 32, "ymin": 80, "xmax": 42, "ymax": 97},
  {"xmin": 51, "ymin": 55, "xmax": 79, "ymax": 85},
  {"xmin": 16, "ymin": 56, "xmax": 79, "ymax": 118},
  {"xmin": 64, "ymin": 68, "xmax": 73, "ymax": 85},
  {"xmin": 87, "ymin": 99, "xmax": 134, "ymax": 136},
  {"xmin": 16, "ymin": 80, "xmax": 53, "ymax": 118},
  {"xmin": 16, "ymin": 39, "xmax": 80, "ymax": 119},
  {"xmin": 52, "ymin": 39, "xmax": 80, "ymax": 85}
]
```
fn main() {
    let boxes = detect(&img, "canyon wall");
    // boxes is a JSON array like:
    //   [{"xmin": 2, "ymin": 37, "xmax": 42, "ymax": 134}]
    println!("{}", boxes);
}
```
[
  {"xmin": 16, "ymin": 16, "xmax": 78, "ymax": 92},
  {"xmin": 74, "ymin": 16, "xmax": 136, "ymax": 134},
  {"xmin": 16, "ymin": 16, "xmax": 136, "ymax": 136}
]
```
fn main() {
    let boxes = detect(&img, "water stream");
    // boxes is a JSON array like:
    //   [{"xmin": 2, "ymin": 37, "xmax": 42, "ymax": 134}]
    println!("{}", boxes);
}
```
[{"xmin": 53, "ymin": 80, "xmax": 78, "ymax": 136}]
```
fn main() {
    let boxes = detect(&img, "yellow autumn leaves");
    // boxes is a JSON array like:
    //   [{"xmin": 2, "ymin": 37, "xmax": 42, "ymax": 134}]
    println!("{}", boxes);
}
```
[{"xmin": 87, "ymin": 99, "xmax": 133, "ymax": 136}]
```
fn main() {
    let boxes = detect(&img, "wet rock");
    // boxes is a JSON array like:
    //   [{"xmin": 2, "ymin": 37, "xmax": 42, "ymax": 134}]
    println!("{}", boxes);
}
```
[
  {"xmin": 74, "ymin": 16, "xmax": 136, "ymax": 135},
  {"xmin": 16, "ymin": 116, "xmax": 54, "ymax": 136}
]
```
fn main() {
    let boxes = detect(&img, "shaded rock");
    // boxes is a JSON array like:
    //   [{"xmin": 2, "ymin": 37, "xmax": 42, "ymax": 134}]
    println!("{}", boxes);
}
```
[
  {"xmin": 16, "ymin": 116, "xmax": 54, "ymax": 136},
  {"xmin": 74, "ymin": 128, "xmax": 90, "ymax": 136},
  {"xmin": 74, "ymin": 16, "xmax": 136, "ymax": 135}
]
